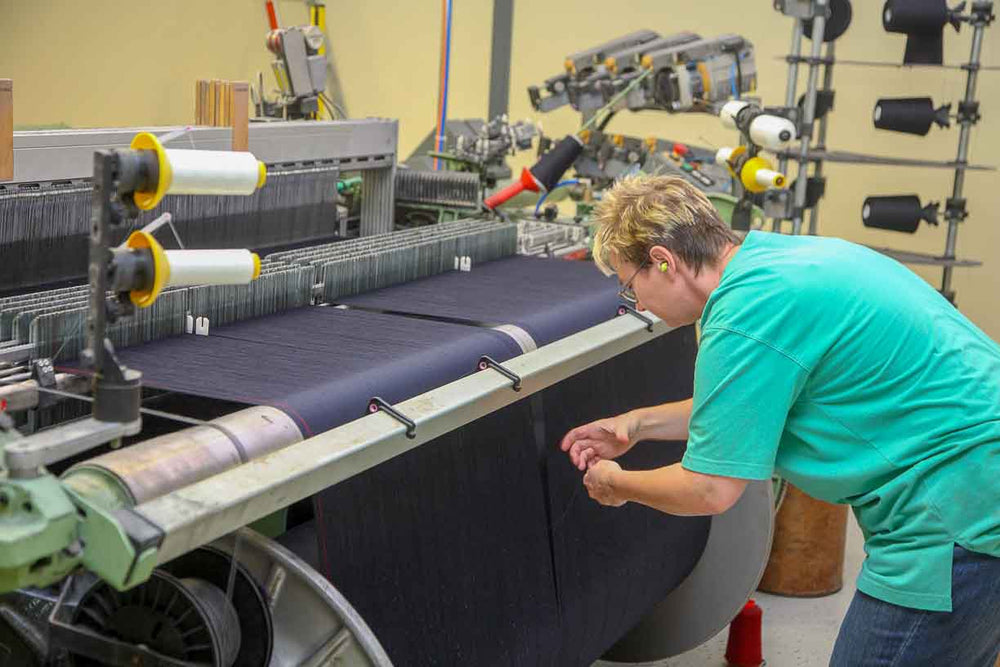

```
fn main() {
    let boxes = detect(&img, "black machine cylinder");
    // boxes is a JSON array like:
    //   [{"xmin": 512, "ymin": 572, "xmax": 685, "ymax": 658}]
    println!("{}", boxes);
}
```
[
  {"xmin": 874, "ymin": 97, "xmax": 951, "ymax": 135},
  {"xmin": 802, "ymin": 0, "xmax": 854, "ymax": 42},
  {"xmin": 531, "ymin": 135, "xmax": 584, "ymax": 191},
  {"xmin": 882, "ymin": 0, "xmax": 960, "ymax": 64},
  {"xmin": 115, "ymin": 149, "xmax": 161, "ymax": 199},
  {"xmin": 109, "ymin": 247, "xmax": 156, "ymax": 294},
  {"xmin": 92, "ymin": 367, "xmax": 142, "ymax": 423},
  {"xmin": 862, "ymin": 195, "xmax": 939, "ymax": 233}
]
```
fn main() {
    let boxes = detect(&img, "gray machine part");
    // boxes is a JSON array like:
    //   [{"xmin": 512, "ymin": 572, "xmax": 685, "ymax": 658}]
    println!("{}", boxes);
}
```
[
  {"xmin": 280, "ymin": 28, "xmax": 316, "ymax": 98},
  {"xmin": 7, "ymin": 120, "xmax": 397, "ymax": 183},
  {"xmin": 6, "ymin": 120, "xmax": 397, "ymax": 239},
  {"xmin": 603, "ymin": 479, "xmax": 774, "ymax": 662},
  {"xmin": 212, "ymin": 529, "xmax": 392, "ymax": 667}
]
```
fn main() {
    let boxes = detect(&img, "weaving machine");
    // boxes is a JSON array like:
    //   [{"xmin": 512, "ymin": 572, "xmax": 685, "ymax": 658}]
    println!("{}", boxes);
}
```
[{"xmin": 0, "ymin": 119, "xmax": 773, "ymax": 666}]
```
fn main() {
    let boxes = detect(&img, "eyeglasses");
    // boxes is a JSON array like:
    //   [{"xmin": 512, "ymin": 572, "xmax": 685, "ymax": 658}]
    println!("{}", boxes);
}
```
[{"xmin": 618, "ymin": 258, "xmax": 650, "ymax": 305}]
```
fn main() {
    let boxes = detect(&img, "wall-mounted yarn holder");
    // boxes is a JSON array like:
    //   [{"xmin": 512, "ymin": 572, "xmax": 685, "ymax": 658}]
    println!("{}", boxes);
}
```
[{"xmin": 864, "ymin": 0, "xmax": 995, "ymax": 304}]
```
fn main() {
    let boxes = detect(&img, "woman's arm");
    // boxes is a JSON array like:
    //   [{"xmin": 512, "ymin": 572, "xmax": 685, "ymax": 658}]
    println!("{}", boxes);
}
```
[
  {"xmin": 630, "ymin": 398, "xmax": 693, "ymax": 442},
  {"xmin": 584, "ymin": 460, "xmax": 749, "ymax": 516}
]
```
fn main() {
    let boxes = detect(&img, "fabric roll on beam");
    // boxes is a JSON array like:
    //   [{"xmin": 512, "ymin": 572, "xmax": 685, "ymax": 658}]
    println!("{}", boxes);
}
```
[{"xmin": 107, "ymin": 306, "xmax": 524, "ymax": 436}]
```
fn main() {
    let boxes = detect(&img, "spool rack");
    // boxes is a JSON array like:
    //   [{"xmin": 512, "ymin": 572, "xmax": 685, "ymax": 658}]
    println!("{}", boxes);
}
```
[{"xmin": 864, "ymin": 1, "xmax": 995, "ymax": 304}]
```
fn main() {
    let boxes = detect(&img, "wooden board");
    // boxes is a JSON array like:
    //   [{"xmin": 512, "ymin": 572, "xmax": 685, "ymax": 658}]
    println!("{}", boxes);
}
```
[{"xmin": 231, "ymin": 81, "xmax": 249, "ymax": 152}]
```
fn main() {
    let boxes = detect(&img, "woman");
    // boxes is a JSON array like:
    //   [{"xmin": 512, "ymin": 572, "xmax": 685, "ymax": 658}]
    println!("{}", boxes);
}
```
[{"xmin": 560, "ymin": 174, "xmax": 1000, "ymax": 665}]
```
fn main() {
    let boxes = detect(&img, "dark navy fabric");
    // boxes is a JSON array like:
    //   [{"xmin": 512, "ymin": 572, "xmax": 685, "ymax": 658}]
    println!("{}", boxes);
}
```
[
  {"xmin": 339, "ymin": 255, "xmax": 622, "ymax": 347},
  {"xmin": 111, "ymin": 306, "xmax": 523, "ymax": 435},
  {"xmin": 314, "ymin": 400, "xmax": 561, "ymax": 666},
  {"xmin": 313, "ymin": 326, "xmax": 710, "ymax": 666},
  {"xmin": 541, "ymin": 326, "xmax": 705, "ymax": 665}
]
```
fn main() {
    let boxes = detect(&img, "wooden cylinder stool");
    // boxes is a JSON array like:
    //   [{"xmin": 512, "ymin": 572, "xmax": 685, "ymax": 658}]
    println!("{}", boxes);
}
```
[{"xmin": 758, "ymin": 482, "xmax": 849, "ymax": 596}]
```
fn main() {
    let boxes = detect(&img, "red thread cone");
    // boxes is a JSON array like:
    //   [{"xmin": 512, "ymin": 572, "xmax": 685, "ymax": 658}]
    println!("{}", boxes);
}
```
[{"xmin": 725, "ymin": 599, "xmax": 763, "ymax": 667}]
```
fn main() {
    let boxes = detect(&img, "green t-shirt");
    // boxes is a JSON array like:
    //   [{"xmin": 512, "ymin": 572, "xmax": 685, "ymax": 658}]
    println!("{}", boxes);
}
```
[{"xmin": 682, "ymin": 230, "xmax": 1000, "ymax": 612}]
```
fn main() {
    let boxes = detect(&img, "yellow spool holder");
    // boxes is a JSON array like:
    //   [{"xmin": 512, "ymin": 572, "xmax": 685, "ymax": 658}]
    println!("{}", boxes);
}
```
[
  {"xmin": 124, "ymin": 230, "xmax": 170, "ymax": 308},
  {"xmin": 129, "ymin": 132, "xmax": 173, "ymax": 211},
  {"xmin": 740, "ymin": 156, "xmax": 786, "ymax": 194}
]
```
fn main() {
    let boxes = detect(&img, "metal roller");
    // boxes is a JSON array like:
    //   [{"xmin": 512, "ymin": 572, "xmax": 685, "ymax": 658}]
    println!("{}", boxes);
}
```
[{"xmin": 63, "ymin": 406, "xmax": 304, "ymax": 505}]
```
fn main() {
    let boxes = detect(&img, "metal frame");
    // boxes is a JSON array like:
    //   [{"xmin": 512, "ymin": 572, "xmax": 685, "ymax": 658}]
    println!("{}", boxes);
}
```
[
  {"xmin": 487, "ymin": 0, "xmax": 514, "ymax": 121},
  {"xmin": 8, "ymin": 119, "xmax": 398, "ymax": 239},
  {"xmin": 939, "ymin": 3, "xmax": 992, "ymax": 301},
  {"xmin": 772, "ymin": 0, "xmax": 831, "ymax": 234},
  {"xmin": 8, "ymin": 119, "xmax": 397, "ymax": 183}
]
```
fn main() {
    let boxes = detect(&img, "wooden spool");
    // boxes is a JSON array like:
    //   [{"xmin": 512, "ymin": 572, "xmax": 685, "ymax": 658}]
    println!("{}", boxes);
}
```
[{"xmin": 758, "ymin": 482, "xmax": 848, "ymax": 597}]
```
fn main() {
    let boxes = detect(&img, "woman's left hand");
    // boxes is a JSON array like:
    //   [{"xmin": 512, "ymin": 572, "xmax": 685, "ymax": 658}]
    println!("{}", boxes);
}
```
[{"xmin": 583, "ymin": 459, "xmax": 627, "ymax": 507}]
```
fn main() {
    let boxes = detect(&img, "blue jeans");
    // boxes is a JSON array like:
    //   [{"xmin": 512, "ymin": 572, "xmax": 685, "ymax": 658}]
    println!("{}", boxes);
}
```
[{"xmin": 830, "ymin": 545, "xmax": 1000, "ymax": 666}]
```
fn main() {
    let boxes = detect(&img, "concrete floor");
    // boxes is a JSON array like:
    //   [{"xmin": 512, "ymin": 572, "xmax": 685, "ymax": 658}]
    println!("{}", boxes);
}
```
[{"xmin": 599, "ymin": 515, "xmax": 866, "ymax": 667}]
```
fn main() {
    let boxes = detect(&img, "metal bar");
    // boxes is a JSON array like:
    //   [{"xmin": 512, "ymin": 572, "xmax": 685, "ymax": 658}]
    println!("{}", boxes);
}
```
[
  {"xmin": 85, "ymin": 152, "xmax": 111, "ymax": 382},
  {"xmin": 0, "ymin": 373, "xmax": 88, "ymax": 412},
  {"xmin": 775, "ymin": 149, "xmax": 994, "ymax": 171},
  {"xmin": 9, "ymin": 119, "xmax": 398, "ymax": 183},
  {"xmin": 868, "ymin": 246, "xmax": 982, "ymax": 267},
  {"xmin": 4, "ymin": 417, "xmax": 140, "ymax": 476},
  {"xmin": 135, "ymin": 313, "xmax": 674, "ymax": 564},
  {"xmin": 0, "ymin": 342, "xmax": 34, "ymax": 365},
  {"xmin": 775, "ymin": 16, "xmax": 804, "ymax": 234},
  {"xmin": 487, "ymin": 0, "xmax": 514, "ymax": 121},
  {"xmin": 941, "ymin": 16, "xmax": 987, "ymax": 299},
  {"xmin": 807, "ymin": 40, "xmax": 835, "ymax": 236},
  {"xmin": 791, "ymin": 1, "xmax": 827, "ymax": 235}
]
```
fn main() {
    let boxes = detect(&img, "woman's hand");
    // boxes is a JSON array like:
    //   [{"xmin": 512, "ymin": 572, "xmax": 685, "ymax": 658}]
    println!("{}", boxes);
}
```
[
  {"xmin": 559, "ymin": 412, "xmax": 641, "ymax": 471},
  {"xmin": 583, "ymin": 460, "xmax": 626, "ymax": 507}
]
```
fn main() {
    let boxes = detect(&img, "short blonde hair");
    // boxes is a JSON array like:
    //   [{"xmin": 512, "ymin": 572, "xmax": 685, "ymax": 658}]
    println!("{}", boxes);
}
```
[{"xmin": 592, "ymin": 175, "xmax": 739, "ymax": 275}]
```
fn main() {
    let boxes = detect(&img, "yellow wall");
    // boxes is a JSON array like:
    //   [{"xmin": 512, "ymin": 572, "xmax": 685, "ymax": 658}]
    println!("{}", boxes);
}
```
[{"xmin": 2, "ymin": 1, "xmax": 998, "ymax": 337}]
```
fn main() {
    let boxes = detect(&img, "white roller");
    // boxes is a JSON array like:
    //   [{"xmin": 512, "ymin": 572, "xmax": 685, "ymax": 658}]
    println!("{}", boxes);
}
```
[
  {"xmin": 748, "ymin": 114, "xmax": 797, "ymax": 151},
  {"xmin": 715, "ymin": 147, "xmax": 736, "ymax": 165},
  {"xmin": 165, "ymin": 149, "xmax": 263, "ymax": 196},
  {"xmin": 719, "ymin": 100, "xmax": 748, "ymax": 129},
  {"xmin": 754, "ymin": 168, "xmax": 785, "ymax": 189},
  {"xmin": 164, "ymin": 249, "xmax": 259, "ymax": 286}
]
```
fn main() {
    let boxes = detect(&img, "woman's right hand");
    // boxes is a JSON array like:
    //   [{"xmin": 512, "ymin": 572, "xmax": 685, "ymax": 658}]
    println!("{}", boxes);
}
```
[{"xmin": 559, "ymin": 412, "xmax": 641, "ymax": 471}]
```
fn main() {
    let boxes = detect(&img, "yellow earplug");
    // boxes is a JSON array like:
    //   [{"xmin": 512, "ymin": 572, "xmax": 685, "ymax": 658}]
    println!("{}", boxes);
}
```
[{"xmin": 660, "ymin": 262, "xmax": 669, "ymax": 272}]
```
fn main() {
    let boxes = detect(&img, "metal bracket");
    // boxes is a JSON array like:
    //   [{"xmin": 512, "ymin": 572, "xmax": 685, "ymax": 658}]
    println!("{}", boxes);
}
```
[
  {"xmin": 477, "ymin": 356, "xmax": 521, "ymax": 392},
  {"xmin": 617, "ymin": 304, "xmax": 654, "ymax": 332},
  {"xmin": 4, "ymin": 418, "xmax": 141, "ymax": 478},
  {"xmin": 367, "ymin": 397, "xmax": 416, "ymax": 439},
  {"xmin": 969, "ymin": 0, "xmax": 996, "ymax": 25},
  {"xmin": 774, "ymin": 0, "xmax": 824, "ymax": 19},
  {"xmin": 29, "ymin": 360, "xmax": 57, "ymax": 410},
  {"xmin": 957, "ymin": 101, "xmax": 981, "ymax": 124},
  {"xmin": 946, "ymin": 197, "xmax": 969, "ymax": 222}
]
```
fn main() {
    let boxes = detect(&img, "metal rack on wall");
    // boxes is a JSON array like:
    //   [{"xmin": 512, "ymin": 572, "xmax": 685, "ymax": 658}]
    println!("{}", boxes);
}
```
[{"xmin": 861, "ymin": 1, "xmax": 995, "ymax": 304}]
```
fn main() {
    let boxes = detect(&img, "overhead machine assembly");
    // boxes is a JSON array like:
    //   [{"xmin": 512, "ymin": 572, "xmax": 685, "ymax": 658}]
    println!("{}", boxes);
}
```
[{"xmin": 0, "ymin": 117, "xmax": 773, "ymax": 665}]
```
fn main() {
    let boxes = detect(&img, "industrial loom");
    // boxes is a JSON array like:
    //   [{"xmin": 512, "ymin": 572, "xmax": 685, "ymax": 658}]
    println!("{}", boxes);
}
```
[{"xmin": 0, "ymin": 119, "xmax": 773, "ymax": 666}]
